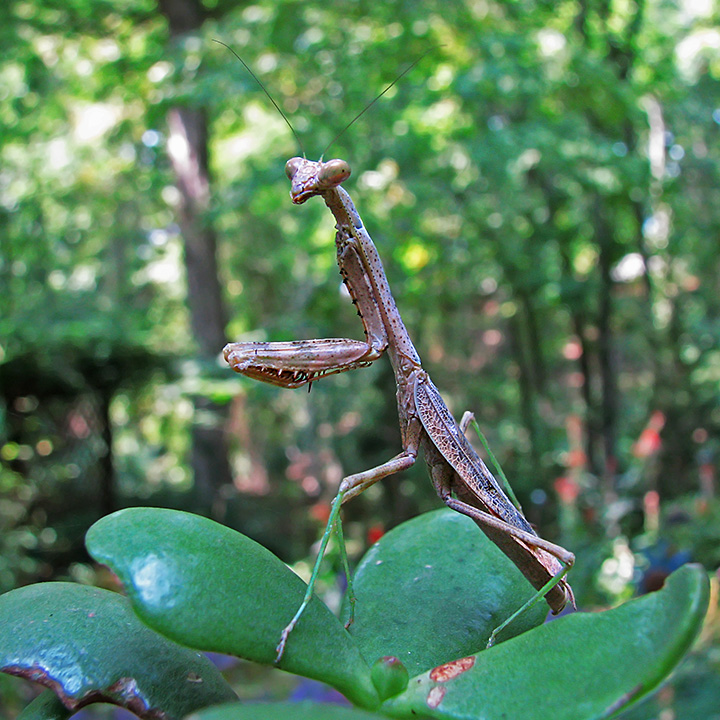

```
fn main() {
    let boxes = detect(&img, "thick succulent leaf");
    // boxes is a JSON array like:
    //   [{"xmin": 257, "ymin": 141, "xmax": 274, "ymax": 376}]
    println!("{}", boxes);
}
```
[
  {"xmin": 342, "ymin": 509, "xmax": 547, "ymax": 676},
  {"xmin": 86, "ymin": 508, "xmax": 379, "ymax": 709},
  {"xmin": 17, "ymin": 691, "xmax": 72, "ymax": 720},
  {"xmin": 0, "ymin": 583, "xmax": 236, "ymax": 720},
  {"xmin": 381, "ymin": 564, "xmax": 709, "ymax": 720},
  {"xmin": 187, "ymin": 699, "xmax": 387, "ymax": 720}
]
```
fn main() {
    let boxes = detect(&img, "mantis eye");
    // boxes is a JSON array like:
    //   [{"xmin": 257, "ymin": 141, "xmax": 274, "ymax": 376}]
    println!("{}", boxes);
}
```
[
  {"xmin": 285, "ymin": 157, "xmax": 304, "ymax": 180},
  {"xmin": 319, "ymin": 159, "xmax": 351, "ymax": 186}
]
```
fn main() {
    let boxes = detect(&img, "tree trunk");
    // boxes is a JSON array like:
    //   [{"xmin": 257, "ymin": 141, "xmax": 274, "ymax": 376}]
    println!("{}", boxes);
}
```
[{"xmin": 157, "ymin": 0, "xmax": 233, "ymax": 516}]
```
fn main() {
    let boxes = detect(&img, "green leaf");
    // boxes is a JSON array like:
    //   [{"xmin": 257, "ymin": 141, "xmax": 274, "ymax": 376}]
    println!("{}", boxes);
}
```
[
  {"xmin": 0, "ymin": 583, "xmax": 236, "ymax": 720},
  {"xmin": 17, "ymin": 691, "xmax": 72, "ymax": 720},
  {"xmin": 343, "ymin": 509, "xmax": 547, "ymax": 676},
  {"xmin": 381, "ymin": 564, "xmax": 709, "ymax": 720},
  {"xmin": 86, "ymin": 508, "xmax": 379, "ymax": 709},
  {"xmin": 188, "ymin": 700, "xmax": 388, "ymax": 720}
]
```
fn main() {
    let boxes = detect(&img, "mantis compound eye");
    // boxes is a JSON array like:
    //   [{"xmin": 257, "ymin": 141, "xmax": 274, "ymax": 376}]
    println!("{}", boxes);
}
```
[
  {"xmin": 319, "ymin": 159, "xmax": 351, "ymax": 187},
  {"xmin": 285, "ymin": 157, "xmax": 304, "ymax": 180}
]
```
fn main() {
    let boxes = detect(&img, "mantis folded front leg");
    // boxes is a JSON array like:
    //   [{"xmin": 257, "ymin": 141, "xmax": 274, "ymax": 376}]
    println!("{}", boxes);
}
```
[
  {"xmin": 224, "ymin": 338, "xmax": 381, "ymax": 388},
  {"xmin": 224, "ymin": 156, "xmax": 575, "ymax": 663}
]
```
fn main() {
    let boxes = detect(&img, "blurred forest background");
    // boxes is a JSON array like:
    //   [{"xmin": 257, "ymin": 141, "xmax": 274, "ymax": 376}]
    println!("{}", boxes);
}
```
[{"xmin": 1, "ymin": 0, "xmax": 719, "ymax": 716}]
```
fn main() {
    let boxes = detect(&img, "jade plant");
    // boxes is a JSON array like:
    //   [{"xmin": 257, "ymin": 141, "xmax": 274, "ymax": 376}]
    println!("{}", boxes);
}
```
[{"xmin": 0, "ymin": 507, "xmax": 709, "ymax": 719}]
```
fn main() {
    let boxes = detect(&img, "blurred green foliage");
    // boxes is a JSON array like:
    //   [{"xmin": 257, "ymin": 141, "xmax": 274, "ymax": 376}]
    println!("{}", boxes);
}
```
[{"xmin": 1, "ymin": 0, "xmax": 719, "ymax": 715}]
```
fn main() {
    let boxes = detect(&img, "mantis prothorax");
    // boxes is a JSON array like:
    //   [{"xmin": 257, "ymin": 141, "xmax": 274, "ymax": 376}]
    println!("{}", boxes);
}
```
[{"xmin": 224, "ymin": 154, "xmax": 575, "ymax": 662}]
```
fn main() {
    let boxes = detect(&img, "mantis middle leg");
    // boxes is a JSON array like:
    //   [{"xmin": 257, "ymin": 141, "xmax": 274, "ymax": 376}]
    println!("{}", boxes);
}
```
[{"xmin": 275, "ymin": 418, "xmax": 423, "ymax": 662}]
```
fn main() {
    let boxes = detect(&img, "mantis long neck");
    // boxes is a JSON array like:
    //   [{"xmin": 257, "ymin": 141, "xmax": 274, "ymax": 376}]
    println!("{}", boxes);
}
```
[{"xmin": 323, "ymin": 186, "xmax": 422, "ymax": 378}]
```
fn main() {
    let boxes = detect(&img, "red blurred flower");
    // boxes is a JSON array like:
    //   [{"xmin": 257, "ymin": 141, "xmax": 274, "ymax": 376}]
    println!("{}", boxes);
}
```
[
  {"xmin": 367, "ymin": 524, "xmax": 385, "ymax": 545},
  {"xmin": 309, "ymin": 501, "xmax": 331, "ymax": 524},
  {"xmin": 554, "ymin": 476, "xmax": 580, "ymax": 504}
]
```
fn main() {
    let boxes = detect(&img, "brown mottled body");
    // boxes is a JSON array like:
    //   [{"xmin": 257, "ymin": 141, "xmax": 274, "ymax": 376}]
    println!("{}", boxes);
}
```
[{"xmin": 224, "ymin": 157, "xmax": 574, "ymax": 660}]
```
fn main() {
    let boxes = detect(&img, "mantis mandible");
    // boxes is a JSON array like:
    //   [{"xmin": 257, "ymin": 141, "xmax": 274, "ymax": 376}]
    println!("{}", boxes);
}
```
[{"xmin": 224, "ymin": 153, "xmax": 575, "ymax": 662}]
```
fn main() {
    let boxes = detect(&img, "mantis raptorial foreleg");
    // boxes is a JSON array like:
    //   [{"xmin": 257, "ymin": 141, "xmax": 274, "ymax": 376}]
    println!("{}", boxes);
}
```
[
  {"xmin": 224, "ymin": 338, "xmax": 384, "ymax": 388},
  {"xmin": 224, "ymin": 155, "xmax": 575, "ymax": 663}
]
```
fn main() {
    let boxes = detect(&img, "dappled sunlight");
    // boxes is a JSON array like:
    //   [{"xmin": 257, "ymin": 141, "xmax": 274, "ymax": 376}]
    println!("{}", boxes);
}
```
[
  {"xmin": 676, "ymin": 28, "xmax": 720, "ymax": 81},
  {"xmin": 72, "ymin": 102, "xmax": 122, "ymax": 143},
  {"xmin": 611, "ymin": 252, "xmax": 646, "ymax": 283}
]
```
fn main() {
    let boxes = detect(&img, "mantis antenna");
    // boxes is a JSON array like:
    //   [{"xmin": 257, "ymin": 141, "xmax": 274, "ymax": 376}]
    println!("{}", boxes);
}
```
[
  {"xmin": 214, "ymin": 39, "xmax": 435, "ymax": 161},
  {"xmin": 212, "ymin": 39, "xmax": 306, "ymax": 158},
  {"xmin": 320, "ymin": 47, "xmax": 436, "ymax": 159}
]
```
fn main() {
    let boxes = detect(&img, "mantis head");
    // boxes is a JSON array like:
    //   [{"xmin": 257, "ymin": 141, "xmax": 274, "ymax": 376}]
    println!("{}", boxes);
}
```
[{"xmin": 285, "ymin": 157, "xmax": 351, "ymax": 204}]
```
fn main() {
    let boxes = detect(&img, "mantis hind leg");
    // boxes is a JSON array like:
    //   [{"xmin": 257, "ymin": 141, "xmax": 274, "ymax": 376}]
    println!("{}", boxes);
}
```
[
  {"xmin": 444, "ymin": 492, "xmax": 574, "ymax": 642},
  {"xmin": 485, "ymin": 559, "xmax": 573, "ymax": 647},
  {"xmin": 428, "ymin": 458, "xmax": 574, "ymax": 644}
]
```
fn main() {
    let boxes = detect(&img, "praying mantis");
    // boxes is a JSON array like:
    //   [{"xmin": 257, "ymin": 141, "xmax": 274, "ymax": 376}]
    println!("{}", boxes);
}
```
[
  {"xmin": 220, "ymin": 44, "xmax": 574, "ymax": 663},
  {"xmin": 224, "ymin": 156, "xmax": 575, "ymax": 662}
]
